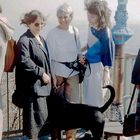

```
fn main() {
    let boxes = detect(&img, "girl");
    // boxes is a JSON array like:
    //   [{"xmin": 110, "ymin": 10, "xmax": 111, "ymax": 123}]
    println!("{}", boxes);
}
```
[{"xmin": 82, "ymin": 0, "xmax": 114, "ymax": 108}]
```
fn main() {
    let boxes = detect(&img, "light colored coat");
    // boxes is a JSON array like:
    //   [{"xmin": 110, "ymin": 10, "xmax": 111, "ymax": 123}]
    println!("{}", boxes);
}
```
[
  {"xmin": 0, "ymin": 15, "xmax": 14, "ymax": 82},
  {"xmin": 0, "ymin": 14, "xmax": 14, "ymax": 140}
]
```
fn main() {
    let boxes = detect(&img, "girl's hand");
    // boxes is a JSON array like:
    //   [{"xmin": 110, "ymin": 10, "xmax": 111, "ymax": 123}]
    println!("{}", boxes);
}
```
[{"xmin": 103, "ymin": 67, "xmax": 110, "ymax": 86}]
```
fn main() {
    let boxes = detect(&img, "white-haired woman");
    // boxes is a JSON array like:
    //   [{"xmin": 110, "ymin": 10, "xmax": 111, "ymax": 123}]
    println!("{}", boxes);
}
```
[
  {"xmin": 0, "ymin": 5, "xmax": 14, "ymax": 140},
  {"xmin": 47, "ymin": 3, "xmax": 82, "ymax": 140}
]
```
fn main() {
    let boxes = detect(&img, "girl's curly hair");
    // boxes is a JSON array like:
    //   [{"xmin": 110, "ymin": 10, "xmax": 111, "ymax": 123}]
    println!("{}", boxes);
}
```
[{"xmin": 85, "ymin": 0, "xmax": 111, "ymax": 29}]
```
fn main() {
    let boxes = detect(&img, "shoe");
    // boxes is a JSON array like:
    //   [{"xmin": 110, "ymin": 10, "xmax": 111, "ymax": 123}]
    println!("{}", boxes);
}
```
[{"xmin": 109, "ymin": 103, "xmax": 123, "ymax": 124}]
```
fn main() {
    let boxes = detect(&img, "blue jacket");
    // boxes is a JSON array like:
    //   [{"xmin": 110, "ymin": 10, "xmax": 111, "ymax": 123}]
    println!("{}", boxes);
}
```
[{"xmin": 85, "ymin": 27, "xmax": 115, "ymax": 67}]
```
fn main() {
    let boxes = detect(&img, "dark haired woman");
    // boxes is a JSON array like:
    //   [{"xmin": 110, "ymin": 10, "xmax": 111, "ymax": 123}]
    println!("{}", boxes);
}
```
[{"xmin": 15, "ymin": 10, "xmax": 51, "ymax": 139}]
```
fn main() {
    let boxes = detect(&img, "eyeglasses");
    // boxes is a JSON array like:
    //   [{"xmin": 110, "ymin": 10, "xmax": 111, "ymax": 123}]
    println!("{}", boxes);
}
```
[{"xmin": 34, "ymin": 22, "xmax": 44, "ymax": 27}]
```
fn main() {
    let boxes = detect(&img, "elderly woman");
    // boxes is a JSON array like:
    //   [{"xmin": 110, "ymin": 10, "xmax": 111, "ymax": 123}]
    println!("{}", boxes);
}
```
[
  {"xmin": 47, "ymin": 3, "xmax": 82, "ymax": 140},
  {"xmin": 15, "ymin": 10, "xmax": 52, "ymax": 139},
  {"xmin": 0, "ymin": 5, "xmax": 14, "ymax": 140}
]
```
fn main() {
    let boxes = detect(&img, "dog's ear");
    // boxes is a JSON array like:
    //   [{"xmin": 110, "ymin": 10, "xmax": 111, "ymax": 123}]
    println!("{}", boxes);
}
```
[{"xmin": 100, "ymin": 85, "xmax": 115, "ymax": 113}]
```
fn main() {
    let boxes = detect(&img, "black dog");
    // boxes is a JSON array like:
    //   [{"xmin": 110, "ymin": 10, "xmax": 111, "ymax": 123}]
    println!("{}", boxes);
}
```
[{"xmin": 47, "ymin": 85, "xmax": 115, "ymax": 140}]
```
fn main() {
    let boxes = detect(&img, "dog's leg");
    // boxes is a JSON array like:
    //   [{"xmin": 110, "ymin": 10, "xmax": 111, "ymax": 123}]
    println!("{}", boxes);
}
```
[
  {"xmin": 51, "ymin": 128, "xmax": 61, "ymax": 140},
  {"xmin": 90, "ymin": 122, "xmax": 104, "ymax": 140},
  {"xmin": 89, "ymin": 112, "xmax": 105, "ymax": 140}
]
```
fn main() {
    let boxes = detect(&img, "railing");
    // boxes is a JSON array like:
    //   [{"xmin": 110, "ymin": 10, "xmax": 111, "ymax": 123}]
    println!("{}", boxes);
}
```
[
  {"xmin": 1, "ymin": 72, "xmax": 23, "ymax": 138},
  {"xmin": 1, "ymin": 53, "xmax": 138, "ymax": 138}
]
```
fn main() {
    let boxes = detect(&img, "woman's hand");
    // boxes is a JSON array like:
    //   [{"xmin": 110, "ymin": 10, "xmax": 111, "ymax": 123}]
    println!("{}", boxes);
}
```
[
  {"xmin": 79, "ymin": 58, "xmax": 85, "ymax": 65},
  {"xmin": 79, "ymin": 55, "xmax": 86, "ymax": 65},
  {"xmin": 136, "ymin": 85, "xmax": 140, "ymax": 89},
  {"xmin": 42, "ymin": 72, "xmax": 51, "ymax": 84},
  {"xmin": 81, "ymin": 45, "xmax": 88, "ymax": 52}
]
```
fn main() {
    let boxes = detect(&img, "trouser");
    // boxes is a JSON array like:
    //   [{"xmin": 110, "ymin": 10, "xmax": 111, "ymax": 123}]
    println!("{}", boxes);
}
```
[
  {"xmin": 23, "ymin": 96, "xmax": 49, "ymax": 139},
  {"xmin": 0, "ymin": 87, "xmax": 3, "ymax": 140}
]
